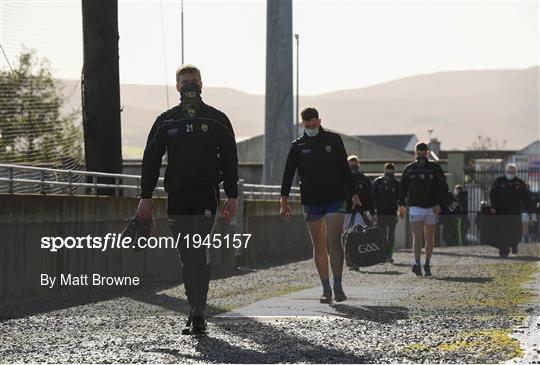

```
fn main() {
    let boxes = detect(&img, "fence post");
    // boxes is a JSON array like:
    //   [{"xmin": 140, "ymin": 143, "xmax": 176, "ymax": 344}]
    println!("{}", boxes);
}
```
[
  {"xmin": 40, "ymin": 171, "xmax": 46, "ymax": 195},
  {"xmin": 8, "ymin": 167, "xmax": 13, "ymax": 193},
  {"xmin": 235, "ymin": 179, "xmax": 245, "ymax": 232},
  {"xmin": 68, "ymin": 171, "xmax": 73, "ymax": 195},
  {"xmin": 234, "ymin": 179, "xmax": 246, "ymax": 266},
  {"xmin": 115, "ymin": 177, "xmax": 119, "ymax": 197},
  {"xmin": 93, "ymin": 175, "xmax": 98, "ymax": 196}
]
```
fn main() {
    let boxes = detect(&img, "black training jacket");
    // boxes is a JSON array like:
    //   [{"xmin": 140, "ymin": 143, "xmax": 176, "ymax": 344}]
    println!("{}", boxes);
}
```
[
  {"xmin": 399, "ymin": 156, "xmax": 448, "ymax": 208},
  {"xmin": 489, "ymin": 176, "xmax": 533, "ymax": 215},
  {"xmin": 346, "ymin": 170, "xmax": 374, "ymax": 214},
  {"xmin": 280, "ymin": 127, "xmax": 356, "ymax": 206},
  {"xmin": 456, "ymin": 190, "xmax": 468, "ymax": 214},
  {"xmin": 373, "ymin": 175, "xmax": 400, "ymax": 215},
  {"xmin": 140, "ymin": 102, "xmax": 238, "ymax": 199}
]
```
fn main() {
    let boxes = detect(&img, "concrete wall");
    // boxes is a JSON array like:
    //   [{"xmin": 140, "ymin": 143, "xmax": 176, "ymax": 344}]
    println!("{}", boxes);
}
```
[
  {"xmin": 123, "ymin": 160, "xmax": 263, "ymax": 188},
  {"xmin": 446, "ymin": 151, "xmax": 465, "ymax": 187},
  {"xmin": 0, "ymin": 194, "xmax": 309, "ymax": 308},
  {"xmin": 236, "ymin": 136, "xmax": 264, "ymax": 164},
  {"xmin": 238, "ymin": 163, "xmax": 263, "ymax": 184}
]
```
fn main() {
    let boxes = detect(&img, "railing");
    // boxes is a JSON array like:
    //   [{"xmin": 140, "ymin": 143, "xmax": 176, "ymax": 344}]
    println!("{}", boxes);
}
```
[{"xmin": 0, "ymin": 163, "xmax": 300, "ymax": 201}]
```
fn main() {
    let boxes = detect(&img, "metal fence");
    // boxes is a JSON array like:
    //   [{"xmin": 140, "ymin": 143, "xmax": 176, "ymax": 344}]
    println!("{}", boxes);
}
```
[
  {"xmin": 0, "ymin": 163, "xmax": 300, "ymax": 201},
  {"xmin": 464, "ymin": 167, "xmax": 540, "ymax": 242}
]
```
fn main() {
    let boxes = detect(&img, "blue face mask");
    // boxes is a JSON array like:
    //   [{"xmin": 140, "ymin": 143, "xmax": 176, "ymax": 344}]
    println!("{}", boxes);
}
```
[
  {"xmin": 505, "ymin": 174, "xmax": 515, "ymax": 180},
  {"xmin": 304, "ymin": 127, "xmax": 319, "ymax": 137}
]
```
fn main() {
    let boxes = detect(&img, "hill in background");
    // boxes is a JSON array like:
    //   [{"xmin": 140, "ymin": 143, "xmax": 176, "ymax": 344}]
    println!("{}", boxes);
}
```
[{"xmin": 61, "ymin": 67, "xmax": 539, "ymax": 158}]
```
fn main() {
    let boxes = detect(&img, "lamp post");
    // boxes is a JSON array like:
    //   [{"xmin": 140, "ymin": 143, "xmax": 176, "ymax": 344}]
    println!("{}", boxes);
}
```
[
  {"xmin": 294, "ymin": 33, "xmax": 299, "ymax": 137},
  {"xmin": 181, "ymin": 0, "xmax": 184, "ymax": 64}
]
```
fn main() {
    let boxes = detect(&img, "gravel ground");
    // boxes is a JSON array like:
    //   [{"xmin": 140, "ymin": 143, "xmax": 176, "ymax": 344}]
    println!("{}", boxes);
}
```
[{"xmin": 1, "ymin": 244, "xmax": 539, "ymax": 364}]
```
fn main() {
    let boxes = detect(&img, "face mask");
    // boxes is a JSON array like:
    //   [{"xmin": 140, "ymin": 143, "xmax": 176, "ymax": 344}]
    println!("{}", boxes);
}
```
[
  {"xmin": 350, "ymin": 165, "xmax": 359, "ymax": 172},
  {"xmin": 416, "ymin": 155, "xmax": 428, "ymax": 164},
  {"xmin": 304, "ymin": 127, "xmax": 319, "ymax": 137},
  {"xmin": 505, "ymin": 174, "xmax": 515, "ymax": 180},
  {"xmin": 180, "ymin": 82, "xmax": 202, "ymax": 118},
  {"xmin": 385, "ymin": 171, "xmax": 394, "ymax": 178}
]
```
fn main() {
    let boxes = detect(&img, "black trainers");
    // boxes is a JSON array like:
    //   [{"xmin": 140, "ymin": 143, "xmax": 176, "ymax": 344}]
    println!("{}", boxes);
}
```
[
  {"xmin": 386, "ymin": 257, "xmax": 395, "ymax": 264},
  {"xmin": 320, "ymin": 289, "xmax": 333, "ymax": 304},
  {"xmin": 181, "ymin": 315, "xmax": 207, "ymax": 335},
  {"xmin": 181, "ymin": 316, "xmax": 192, "ymax": 335},
  {"xmin": 333, "ymin": 286, "xmax": 347, "ymax": 302},
  {"xmin": 191, "ymin": 316, "xmax": 207, "ymax": 335},
  {"xmin": 511, "ymin": 247, "xmax": 518, "ymax": 255},
  {"xmin": 423, "ymin": 264, "xmax": 432, "ymax": 277},
  {"xmin": 412, "ymin": 264, "xmax": 423, "ymax": 277}
]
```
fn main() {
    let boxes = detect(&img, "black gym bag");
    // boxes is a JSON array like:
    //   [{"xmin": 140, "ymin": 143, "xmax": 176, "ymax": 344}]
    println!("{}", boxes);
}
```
[{"xmin": 342, "ymin": 209, "xmax": 388, "ymax": 268}]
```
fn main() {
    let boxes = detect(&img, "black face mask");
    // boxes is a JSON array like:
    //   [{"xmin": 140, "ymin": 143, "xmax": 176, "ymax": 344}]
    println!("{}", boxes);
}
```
[
  {"xmin": 416, "ymin": 155, "xmax": 428, "ymax": 165},
  {"xmin": 180, "ymin": 82, "xmax": 202, "ymax": 118},
  {"xmin": 385, "ymin": 171, "xmax": 394, "ymax": 178}
]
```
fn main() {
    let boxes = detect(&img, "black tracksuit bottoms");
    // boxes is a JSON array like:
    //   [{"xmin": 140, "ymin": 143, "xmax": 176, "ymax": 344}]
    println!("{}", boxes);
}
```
[
  {"xmin": 378, "ymin": 214, "xmax": 398, "ymax": 256},
  {"xmin": 167, "ymin": 185, "xmax": 220, "ymax": 311}
]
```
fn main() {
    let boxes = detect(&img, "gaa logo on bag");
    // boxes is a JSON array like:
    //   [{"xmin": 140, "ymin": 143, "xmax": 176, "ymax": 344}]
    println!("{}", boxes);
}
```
[{"xmin": 357, "ymin": 242, "xmax": 380, "ymax": 253}]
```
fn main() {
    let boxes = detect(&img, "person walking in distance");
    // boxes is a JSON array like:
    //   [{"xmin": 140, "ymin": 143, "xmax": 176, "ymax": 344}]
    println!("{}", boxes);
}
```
[
  {"xmin": 343, "ymin": 155, "xmax": 375, "ymax": 271},
  {"xmin": 280, "ymin": 107, "xmax": 361, "ymax": 303},
  {"xmin": 454, "ymin": 184, "xmax": 469, "ymax": 246},
  {"xmin": 489, "ymin": 164, "xmax": 533, "ymax": 257},
  {"xmin": 344, "ymin": 155, "xmax": 374, "ymax": 230},
  {"xmin": 373, "ymin": 162, "xmax": 400, "ymax": 263},
  {"xmin": 399, "ymin": 142, "xmax": 448, "ymax": 277},
  {"xmin": 138, "ymin": 65, "xmax": 238, "ymax": 335}
]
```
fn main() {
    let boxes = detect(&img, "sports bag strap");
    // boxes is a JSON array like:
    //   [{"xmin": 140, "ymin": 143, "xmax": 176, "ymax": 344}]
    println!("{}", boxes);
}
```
[
  {"xmin": 348, "ymin": 208, "xmax": 357, "ymax": 229},
  {"xmin": 359, "ymin": 210, "xmax": 374, "ymax": 228}
]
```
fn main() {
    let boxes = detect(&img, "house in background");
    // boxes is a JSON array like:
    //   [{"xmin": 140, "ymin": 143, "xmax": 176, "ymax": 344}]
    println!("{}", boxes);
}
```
[
  {"xmin": 506, "ymin": 140, "xmax": 540, "ymax": 169},
  {"xmin": 355, "ymin": 134, "xmax": 419, "ymax": 154},
  {"xmin": 504, "ymin": 140, "xmax": 540, "ymax": 191}
]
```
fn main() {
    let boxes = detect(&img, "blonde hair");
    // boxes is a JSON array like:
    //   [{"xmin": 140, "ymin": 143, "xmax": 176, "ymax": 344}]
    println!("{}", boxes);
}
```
[
  {"xmin": 176, "ymin": 64, "xmax": 201, "ymax": 83},
  {"xmin": 347, "ymin": 155, "xmax": 359, "ymax": 162}
]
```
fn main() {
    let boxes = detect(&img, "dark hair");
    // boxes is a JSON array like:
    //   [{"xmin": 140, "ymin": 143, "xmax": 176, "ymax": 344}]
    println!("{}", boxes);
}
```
[
  {"xmin": 301, "ymin": 107, "xmax": 319, "ymax": 121},
  {"xmin": 415, "ymin": 142, "xmax": 429, "ymax": 152},
  {"xmin": 384, "ymin": 162, "xmax": 395, "ymax": 170}
]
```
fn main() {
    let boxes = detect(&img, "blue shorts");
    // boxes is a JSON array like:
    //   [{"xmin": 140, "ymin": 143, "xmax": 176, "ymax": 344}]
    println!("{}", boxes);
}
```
[{"xmin": 303, "ymin": 201, "xmax": 346, "ymax": 222}]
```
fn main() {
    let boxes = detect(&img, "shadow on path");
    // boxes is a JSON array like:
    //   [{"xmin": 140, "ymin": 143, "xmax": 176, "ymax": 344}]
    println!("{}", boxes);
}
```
[
  {"xmin": 132, "ymin": 290, "xmax": 371, "ymax": 363},
  {"xmin": 0, "ymin": 255, "xmax": 311, "ymax": 320},
  {"xmin": 326, "ymin": 304, "xmax": 409, "ymax": 324},
  {"xmin": 434, "ymin": 250, "xmax": 539, "ymax": 262}
]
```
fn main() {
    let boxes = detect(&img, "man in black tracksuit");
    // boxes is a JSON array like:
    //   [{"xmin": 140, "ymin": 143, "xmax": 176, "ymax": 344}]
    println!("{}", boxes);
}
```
[
  {"xmin": 454, "ymin": 185, "xmax": 469, "ymax": 246},
  {"xmin": 399, "ymin": 142, "xmax": 448, "ymax": 276},
  {"xmin": 373, "ymin": 162, "xmax": 400, "ymax": 262},
  {"xmin": 280, "ymin": 107, "xmax": 361, "ymax": 304},
  {"xmin": 343, "ymin": 156, "xmax": 374, "ymax": 272},
  {"xmin": 489, "ymin": 163, "xmax": 532, "ymax": 257},
  {"xmin": 138, "ymin": 65, "xmax": 238, "ymax": 335},
  {"xmin": 345, "ymin": 155, "xmax": 374, "ymax": 217}
]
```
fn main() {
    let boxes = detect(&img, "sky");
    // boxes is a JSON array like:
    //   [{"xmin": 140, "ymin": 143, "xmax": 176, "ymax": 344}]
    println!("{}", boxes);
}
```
[{"xmin": 0, "ymin": 0, "xmax": 538, "ymax": 95}]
